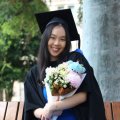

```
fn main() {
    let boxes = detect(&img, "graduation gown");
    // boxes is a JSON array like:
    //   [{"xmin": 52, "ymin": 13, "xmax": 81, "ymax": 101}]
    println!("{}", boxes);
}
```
[{"xmin": 22, "ymin": 51, "xmax": 106, "ymax": 120}]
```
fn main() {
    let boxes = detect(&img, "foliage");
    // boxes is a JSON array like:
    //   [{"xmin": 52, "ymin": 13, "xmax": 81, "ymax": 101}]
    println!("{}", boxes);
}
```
[{"xmin": 0, "ymin": 0, "xmax": 48, "ymax": 100}]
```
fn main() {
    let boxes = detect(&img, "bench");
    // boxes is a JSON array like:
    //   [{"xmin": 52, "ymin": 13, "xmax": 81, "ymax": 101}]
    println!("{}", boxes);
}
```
[
  {"xmin": 0, "ymin": 101, "xmax": 24, "ymax": 120},
  {"xmin": 104, "ymin": 101, "xmax": 120, "ymax": 120},
  {"xmin": 0, "ymin": 101, "xmax": 120, "ymax": 120}
]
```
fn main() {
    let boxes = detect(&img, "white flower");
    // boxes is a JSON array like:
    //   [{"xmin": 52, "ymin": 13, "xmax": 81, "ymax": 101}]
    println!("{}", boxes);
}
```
[
  {"xmin": 45, "ymin": 67, "xmax": 56, "ymax": 76},
  {"xmin": 63, "ymin": 84, "xmax": 67, "ymax": 88},
  {"xmin": 54, "ymin": 80, "xmax": 58, "ymax": 85}
]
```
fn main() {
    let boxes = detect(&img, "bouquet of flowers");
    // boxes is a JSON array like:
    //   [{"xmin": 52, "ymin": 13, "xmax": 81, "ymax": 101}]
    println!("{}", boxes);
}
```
[{"xmin": 44, "ymin": 60, "xmax": 86, "ymax": 120}]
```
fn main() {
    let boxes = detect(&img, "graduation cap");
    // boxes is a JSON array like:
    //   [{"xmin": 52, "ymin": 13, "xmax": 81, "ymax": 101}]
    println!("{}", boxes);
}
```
[{"xmin": 35, "ymin": 9, "xmax": 80, "ymax": 48}]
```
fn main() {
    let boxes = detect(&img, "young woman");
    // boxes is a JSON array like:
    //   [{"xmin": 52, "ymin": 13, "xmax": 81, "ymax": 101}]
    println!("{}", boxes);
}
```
[{"xmin": 23, "ymin": 10, "xmax": 106, "ymax": 120}]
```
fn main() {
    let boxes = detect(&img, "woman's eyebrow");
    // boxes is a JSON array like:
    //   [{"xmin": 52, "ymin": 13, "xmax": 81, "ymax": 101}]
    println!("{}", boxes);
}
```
[
  {"xmin": 50, "ymin": 34, "xmax": 56, "ymax": 36},
  {"xmin": 50, "ymin": 34, "xmax": 65, "ymax": 38}
]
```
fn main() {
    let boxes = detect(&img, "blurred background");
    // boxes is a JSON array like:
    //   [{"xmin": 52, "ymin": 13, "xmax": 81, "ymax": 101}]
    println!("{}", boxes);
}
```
[{"xmin": 0, "ymin": 0, "xmax": 120, "ymax": 102}]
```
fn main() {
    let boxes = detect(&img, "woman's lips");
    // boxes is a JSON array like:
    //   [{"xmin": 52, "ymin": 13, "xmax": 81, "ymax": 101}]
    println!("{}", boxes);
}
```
[{"xmin": 52, "ymin": 47, "xmax": 60, "ymax": 52}]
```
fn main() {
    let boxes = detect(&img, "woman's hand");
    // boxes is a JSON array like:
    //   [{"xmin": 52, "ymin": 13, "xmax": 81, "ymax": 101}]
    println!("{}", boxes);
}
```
[
  {"xmin": 34, "ymin": 107, "xmax": 53, "ymax": 120},
  {"xmin": 44, "ymin": 102, "xmax": 56, "ymax": 112},
  {"xmin": 44, "ymin": 103, "xmax": 63, "ymax": 116}
]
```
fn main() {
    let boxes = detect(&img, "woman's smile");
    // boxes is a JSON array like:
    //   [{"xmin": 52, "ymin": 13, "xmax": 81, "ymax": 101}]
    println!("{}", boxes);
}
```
[{"xmin": 51, "ymin": 47, "xmax": 60, "ymax": 52}]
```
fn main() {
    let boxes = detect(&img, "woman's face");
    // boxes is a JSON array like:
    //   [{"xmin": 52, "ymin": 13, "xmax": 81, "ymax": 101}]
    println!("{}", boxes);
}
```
[{"xmin": 48, "ymin": 25, "xmax": 66, "ymax": 61}]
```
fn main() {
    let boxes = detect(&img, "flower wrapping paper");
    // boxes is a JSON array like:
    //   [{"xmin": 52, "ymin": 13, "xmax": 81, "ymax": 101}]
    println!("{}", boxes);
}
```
[{"xmin": 44, "ymin": 60, "xmax": 86, "ymax": 120}]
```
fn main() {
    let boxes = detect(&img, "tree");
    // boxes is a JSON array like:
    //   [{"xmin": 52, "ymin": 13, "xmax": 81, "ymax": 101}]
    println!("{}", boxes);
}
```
[{"xmin": 0, "ymin": 0, "xmax": 48, "ymax": 100}]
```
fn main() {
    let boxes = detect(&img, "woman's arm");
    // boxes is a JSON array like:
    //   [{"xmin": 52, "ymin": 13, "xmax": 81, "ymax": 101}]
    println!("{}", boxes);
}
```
[{"xmin": 45, "ymin": 92, "xmax": 87, "ymax": 111}]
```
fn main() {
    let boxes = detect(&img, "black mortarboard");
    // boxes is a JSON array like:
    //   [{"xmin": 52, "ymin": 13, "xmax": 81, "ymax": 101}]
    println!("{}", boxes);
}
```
[{"xmin": 35, "ymin": 9, "xmax": 80, "ymax": 47}]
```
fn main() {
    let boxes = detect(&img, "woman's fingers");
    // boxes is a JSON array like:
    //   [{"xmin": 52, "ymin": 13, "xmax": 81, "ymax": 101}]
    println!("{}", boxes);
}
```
[
  {"xmin": 41, "ymin": 115, "xmax": 50, "ymax": 120},
  {"xmin": 41, "ymin": 116, "xmax": 45, "ymax": 120}
]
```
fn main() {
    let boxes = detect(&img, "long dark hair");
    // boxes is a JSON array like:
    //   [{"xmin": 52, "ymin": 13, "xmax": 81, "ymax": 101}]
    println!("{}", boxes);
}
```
[{"xmin": 37, "ymin": 22, "xmax": 71, "ymax": 84}]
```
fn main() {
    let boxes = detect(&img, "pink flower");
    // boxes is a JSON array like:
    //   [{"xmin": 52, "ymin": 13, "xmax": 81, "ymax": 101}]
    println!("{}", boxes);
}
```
[{"xmin": 66, "ymin": 71, "xmax": 84, "ymax": 88}]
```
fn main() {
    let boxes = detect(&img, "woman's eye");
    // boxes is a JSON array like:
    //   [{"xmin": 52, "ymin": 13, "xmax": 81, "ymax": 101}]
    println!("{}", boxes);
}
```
[
  {"xmin": 50, "ymin": 37, "xmax": 55, "ymax": 39},
  {"xmin": 60, "ymin": 39, "xmax": 66, "ymax": 41}
]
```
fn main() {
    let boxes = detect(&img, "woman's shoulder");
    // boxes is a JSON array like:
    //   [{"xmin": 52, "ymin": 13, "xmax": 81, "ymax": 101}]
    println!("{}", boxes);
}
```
[
  {"xmin": 30, "ymin": 64, "xmax": 39, "ymax": 72},
  {"xmin": 69, "ymin": 50, "xmax": 83, "ymax": 56},
  {"xmin": 27, "ymin": 64, "xmax": 39, "ymax": 75},
  {"xmin": 24, "ymin": 64, "xmax": 39, "ymax": 83},
  {"xmin": 68, "ymin": 50, "xmax": 85, "ymax": 61},
  {"xmin": 68, "ymin": 51, "xmax": 91, "ymax": 70}
]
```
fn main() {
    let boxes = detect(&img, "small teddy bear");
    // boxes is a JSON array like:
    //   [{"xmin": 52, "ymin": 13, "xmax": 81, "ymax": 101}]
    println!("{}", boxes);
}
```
[{"xmin": 65, "ymin": 60, "xmax": 86, "ymax": 89}]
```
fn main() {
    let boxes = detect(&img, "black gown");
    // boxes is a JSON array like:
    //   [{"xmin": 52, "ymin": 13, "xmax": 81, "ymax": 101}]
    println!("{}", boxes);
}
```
[{"xmin": 22, "ymin": 51, "xmax": 106, "ymax": 120}]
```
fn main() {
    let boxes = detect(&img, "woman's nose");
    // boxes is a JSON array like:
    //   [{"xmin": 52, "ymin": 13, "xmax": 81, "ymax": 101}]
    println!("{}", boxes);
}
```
[{"xmin": 54, "ymin": 39, "xmax": 59, "ymax": 45}]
